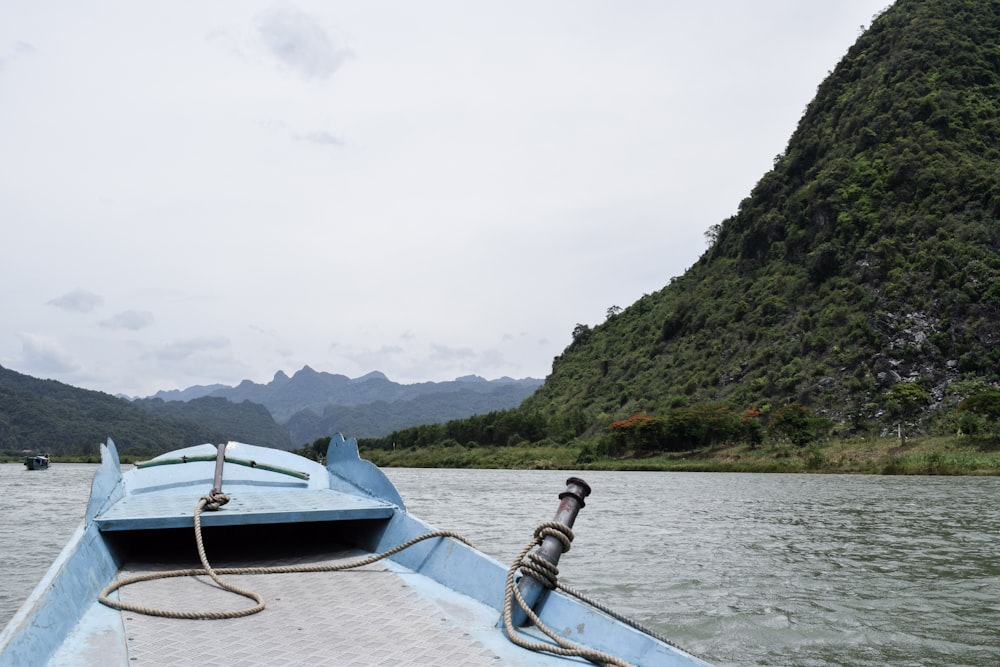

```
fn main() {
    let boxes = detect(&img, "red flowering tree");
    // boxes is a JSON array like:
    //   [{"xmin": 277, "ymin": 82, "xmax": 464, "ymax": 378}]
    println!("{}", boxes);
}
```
[{"xmin": 609, "ymin": 413, "xmax": 667, "ymax": 453}]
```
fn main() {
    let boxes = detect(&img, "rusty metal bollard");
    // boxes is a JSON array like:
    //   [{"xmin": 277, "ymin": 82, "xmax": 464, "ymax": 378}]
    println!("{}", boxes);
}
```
[{"xmin": 510, "ymin": 477, "xmax": 591, "ymax": 627}]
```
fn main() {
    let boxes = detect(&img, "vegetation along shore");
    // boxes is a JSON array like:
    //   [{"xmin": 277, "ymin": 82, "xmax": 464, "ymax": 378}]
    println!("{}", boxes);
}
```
[{"xmin": 357, "ymin": 436, "xmax": 1000, "ymax": 475}]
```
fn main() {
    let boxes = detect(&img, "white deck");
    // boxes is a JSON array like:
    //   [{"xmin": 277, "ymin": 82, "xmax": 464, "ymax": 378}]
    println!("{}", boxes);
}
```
[{"xmin": 47, "ymin": 552, "xmax": 588, "ymax": 667}]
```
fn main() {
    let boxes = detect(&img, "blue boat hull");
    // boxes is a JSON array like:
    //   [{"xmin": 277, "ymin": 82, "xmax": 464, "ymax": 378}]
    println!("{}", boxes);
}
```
[{"xmin": 0, "ymin": 437, "xmax": 712, "ymax": 666}]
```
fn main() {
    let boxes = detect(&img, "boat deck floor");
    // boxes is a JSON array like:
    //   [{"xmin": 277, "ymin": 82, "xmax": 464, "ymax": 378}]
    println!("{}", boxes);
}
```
[{"xmin": 48, "ymin": 550, "xmax": 586, "ymax": 667}]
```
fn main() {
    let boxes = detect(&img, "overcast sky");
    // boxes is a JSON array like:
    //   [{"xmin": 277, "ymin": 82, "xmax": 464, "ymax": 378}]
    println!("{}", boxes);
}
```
[{"xmin": 1, "ymin": 1, "xmax": 891, "ymax": 397}]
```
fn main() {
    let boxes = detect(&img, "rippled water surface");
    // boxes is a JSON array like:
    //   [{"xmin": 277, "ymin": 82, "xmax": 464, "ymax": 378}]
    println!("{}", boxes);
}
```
[{"xmin": 2, "ymin": 464, "xmax": 998, "ymax": 666}]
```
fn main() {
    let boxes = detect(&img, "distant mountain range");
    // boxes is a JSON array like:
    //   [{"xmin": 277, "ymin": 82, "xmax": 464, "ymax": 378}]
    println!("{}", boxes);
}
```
[
  {"xmin": 0, "ymin": 363, "xmax": 541, "ymax": 456},
  {"xmin": 143, "ymin": 365, "xmax": 543, "ymax": 444}
]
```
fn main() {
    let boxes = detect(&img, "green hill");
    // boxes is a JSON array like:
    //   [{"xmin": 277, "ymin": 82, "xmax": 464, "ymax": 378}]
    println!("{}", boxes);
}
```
[
  {"xmin": 363, "ymin": 0, "xmax": 1000, "ymax": 467},
  {"xmin": 132, "ymin": 396, "xmax": 293, "ymax": 450},
  {"xmin": 0, "ymin": 365, "xmax": 227, "ymax": 458},
  {"xmin": 521, "ymin": 0, "xmax": 1000, "ymax": 435}
]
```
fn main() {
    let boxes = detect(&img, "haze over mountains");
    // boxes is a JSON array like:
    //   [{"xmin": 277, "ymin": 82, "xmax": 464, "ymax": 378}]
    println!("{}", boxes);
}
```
[{"xmin": 142, "ymin": 366, "xmax": 542, "ymax": 441}]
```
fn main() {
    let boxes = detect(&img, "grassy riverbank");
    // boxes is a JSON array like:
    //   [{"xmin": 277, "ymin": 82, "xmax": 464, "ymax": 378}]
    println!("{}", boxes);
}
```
[
  {"xmin": 5, "ymin": 436, "xmax": 998, "ymax": 474},
  {"xmin": 362, "ymin": 435, "xmax": 1000, "ymax": 475}
]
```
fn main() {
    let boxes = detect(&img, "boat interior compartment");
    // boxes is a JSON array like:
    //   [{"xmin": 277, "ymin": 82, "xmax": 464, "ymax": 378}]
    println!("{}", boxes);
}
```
[{"xmin": 99, "ymin": 518, "xmax": 393, "ymax": 567}]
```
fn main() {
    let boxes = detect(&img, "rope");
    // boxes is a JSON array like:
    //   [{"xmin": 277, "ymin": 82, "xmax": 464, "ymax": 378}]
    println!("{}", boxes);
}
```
[
  {"xmin": 502, "ymin": 521, "xmax": 632, "ymax": 667},
  {"xmin": 98, "ymin": 490, "xmax": 475, "ymax": 620},
  {"xmin": 501, "ymin": 521, "xmax": 693, "ymax": 667},
  {"xmin": 99, "ymin": 490, "xmax": 691, "ymax": 665}
]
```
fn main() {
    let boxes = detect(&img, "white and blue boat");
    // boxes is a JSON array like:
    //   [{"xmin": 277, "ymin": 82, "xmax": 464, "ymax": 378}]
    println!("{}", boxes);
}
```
[{"xmin": 0, "ymin": 436, "xmax": 711, "ymax": 666}]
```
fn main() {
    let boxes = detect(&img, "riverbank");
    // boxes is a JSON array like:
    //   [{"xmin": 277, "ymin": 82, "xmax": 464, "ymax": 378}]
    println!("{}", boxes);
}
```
[
  {"xmin": 5, "ymin": 435, "xmax": 998, "ymax": 474},
  {"xmin": 361, "ymin": 435, "xmax": 1000, "ymax": 475}
]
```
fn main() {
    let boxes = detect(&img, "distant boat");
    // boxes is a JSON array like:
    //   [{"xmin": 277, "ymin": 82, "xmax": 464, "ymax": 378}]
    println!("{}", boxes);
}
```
[
  {"xmin": 0, "ymin": 436, "xmax": 712, "ymax": 666},
  {"xmin": 23, "ymin": 455, "xmax": 49, "ymax": 470}
]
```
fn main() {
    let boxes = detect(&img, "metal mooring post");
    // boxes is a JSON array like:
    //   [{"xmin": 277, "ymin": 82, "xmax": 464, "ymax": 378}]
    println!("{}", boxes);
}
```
[
  {"xmin": 511, "ymin": 477, "xmax": 591, "ymax": 627},
  {"xmin": 211, "ymin": 442, "xmax": 227, "ymax": 494}
]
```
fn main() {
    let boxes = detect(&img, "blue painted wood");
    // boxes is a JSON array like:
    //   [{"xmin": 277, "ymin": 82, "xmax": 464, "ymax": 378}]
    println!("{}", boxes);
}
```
[
  {"xmin": 126, "ymin": 442, "xmax": 328, "ymax": 495},
  {"xmin": 368, "ymin": 501, "xmax": 713, "ymax": 666},
  {"xmin": 86, "ymin": 439, "xmax": 124, "ymax": 522},
  {"xmin": 95, "ymin": 488, "xmax": 395, "ymax": 531},
  {"xmin": 373, "ymin": 509, "xmax": 510, "ymax": 610},
  {"xmin": 325, "ymin": 433, "xmax": 405, "ymax": 509},
  {"xmin": 0, "ymin": 460, "xmax": 121, "ymax": 667},
  {"xmin": 531, "ymin": 591, "xmax": 707, "ymax": 666}
]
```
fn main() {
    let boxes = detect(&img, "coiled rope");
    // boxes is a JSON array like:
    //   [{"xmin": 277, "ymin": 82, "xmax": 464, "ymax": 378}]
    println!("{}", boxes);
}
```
[
  {"xmin": 98, "ymin": 490, "xmax": 474, "ymax": 620},
  {"xmin": 501, "ymin": 521, "xmax": 691, "ymax": 667}
]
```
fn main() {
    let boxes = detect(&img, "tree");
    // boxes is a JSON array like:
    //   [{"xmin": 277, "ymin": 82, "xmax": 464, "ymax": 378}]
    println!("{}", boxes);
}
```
[
  {"xmin": 571, "ymin": 323, "xmax": 591, "ymax": 344},
  {"xmin": 769, "ymin": 403, "xmax": 815, "ymax": 446},
  {"xmin": 957, "ymin": 391, "xmax": 1000, "ymax": 437},
  {"xmin": 886, "ymin": 382, "xmax": 930, "ymax": 446},
  {"xmin": 292, "ymin": 436, "xmax": 331, "ymax": 462},
  {"xmin": 609, "ymin": 413, "xmax": 666, "ymax": 453},
  {"xmin": 704, "ymin": 223, "xmax": 721, "ymax": 246}
]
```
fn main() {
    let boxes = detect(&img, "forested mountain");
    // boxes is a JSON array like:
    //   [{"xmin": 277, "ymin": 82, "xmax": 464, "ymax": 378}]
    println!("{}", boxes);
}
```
[
  {"xmin": 132, "ymin": 396, "xmax": 293, "ymax": 449},
  {"xmin": 284, "ymin": 382, "xmax": 539, "ymax": 443},
  {"xmin": 153, "ymin": 366, "xmax": 542, "ymax": 439},
  {"xmin": 0, "ymin": 365, "xmax": 229, "ymax": 457},
  {"xmin": 518, "ymin": 0, "xmax": 1000, "ymax": 437}
]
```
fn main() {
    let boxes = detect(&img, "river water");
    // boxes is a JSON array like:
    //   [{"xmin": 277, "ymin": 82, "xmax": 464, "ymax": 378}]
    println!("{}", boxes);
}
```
[{"xmin": 1, "ymin": 463, "xmax": 997, "ymax": 666}]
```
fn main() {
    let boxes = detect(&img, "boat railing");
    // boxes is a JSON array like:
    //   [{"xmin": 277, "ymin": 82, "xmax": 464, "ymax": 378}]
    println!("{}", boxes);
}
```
[{"xmin": 134, "ymin": 455, "xmax": 310, "ymax": 480}]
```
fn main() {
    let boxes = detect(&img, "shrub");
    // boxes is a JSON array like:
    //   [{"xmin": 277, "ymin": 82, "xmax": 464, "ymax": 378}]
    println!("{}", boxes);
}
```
[
  {"xmin": 957, "ymin": 391, "xmax": 1000, "ymax": 436},
  {"xmin": 769, "ymin": 403, "xmax": 816, "ymax": 446}
]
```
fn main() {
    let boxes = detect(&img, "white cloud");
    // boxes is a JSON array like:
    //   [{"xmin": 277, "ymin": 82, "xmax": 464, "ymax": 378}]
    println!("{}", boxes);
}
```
[
  {"xmin": 100, "ymin": 310, "xmax": 155, "ymax": 331},
  {"xmin": 255, "ymin": 5, "xmax": 351, "ymax": 80},
  {"xmin": 0, "ymin": 41, "xmax": 35, "ymax": 71},
  {"xmin": 154, "ymin": 337, "xmax": 231, "ymax": 363},
  {"xmin": 46, "ymin": 290, "xmax": 103, "ymax": 313},
  {"xmin": 430, "ymin": 344, "xmax": 476, "ymax": 363},
  {"xmin": 294, "ymin": 129, "xmax": 343, "ymax": 147}
]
